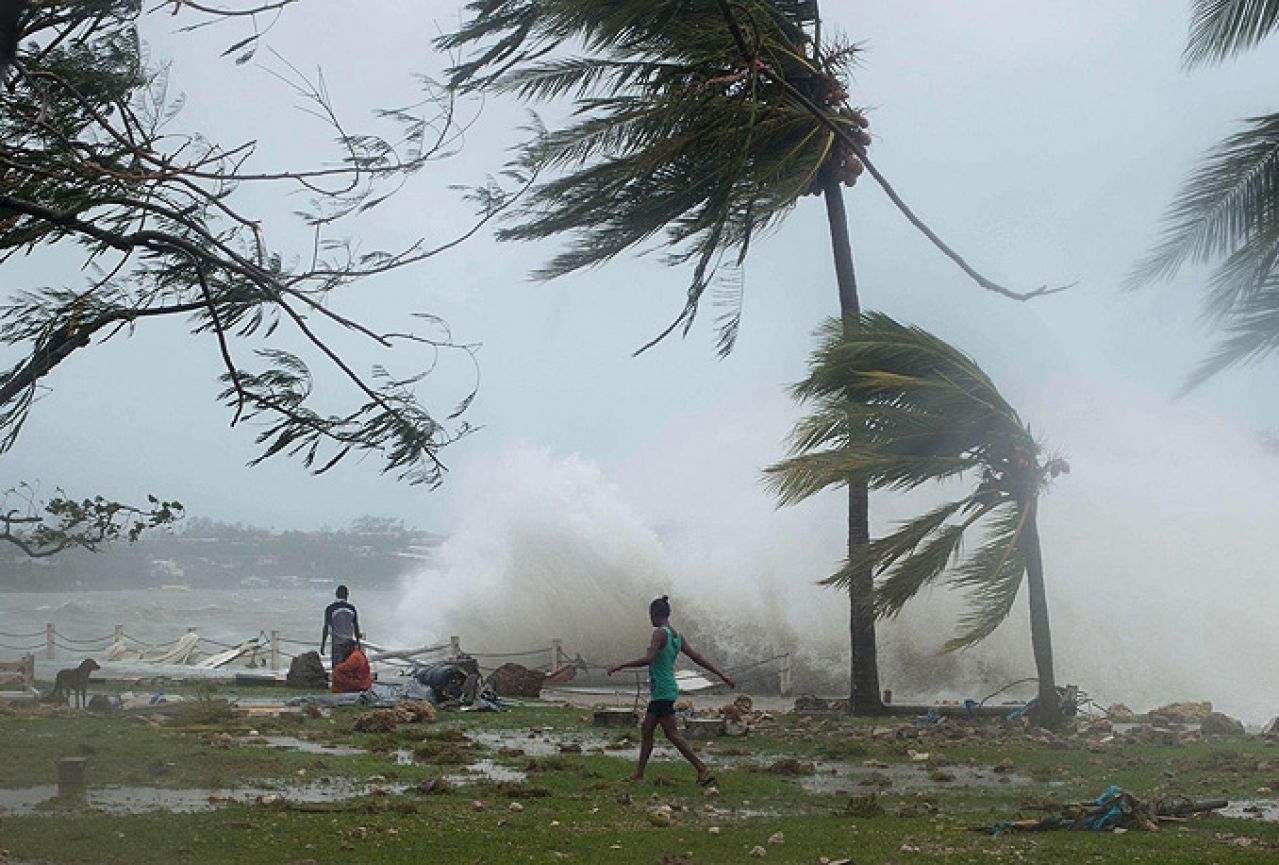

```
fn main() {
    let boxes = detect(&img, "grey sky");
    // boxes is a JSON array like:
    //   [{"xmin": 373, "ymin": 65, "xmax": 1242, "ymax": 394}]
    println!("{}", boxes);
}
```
[{"xmin": 3, "ymin": 0, "xmax": 1277, "ymax": 533}]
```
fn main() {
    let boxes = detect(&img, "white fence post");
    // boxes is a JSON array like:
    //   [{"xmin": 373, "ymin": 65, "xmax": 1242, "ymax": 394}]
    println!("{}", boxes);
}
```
[
  {"xmin": 449, "ymin": 635, "xmax": 461, "ymax": 661},
  {"xmin": 46, "ymin": 622, "xmax": 55, "ymax": 660},
  {"xmin": 779, "ymin": 653, "xmax": 793, "ymax": 697},
  {"xmin": 271, "ymin": 630, "xmax": 281, "ymax": 670}
]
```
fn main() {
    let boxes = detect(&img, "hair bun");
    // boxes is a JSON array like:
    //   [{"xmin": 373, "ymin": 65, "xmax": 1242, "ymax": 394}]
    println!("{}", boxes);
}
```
[{"xmin": 661, "ymin": 595, "xmax": 669, "ymax": 602}]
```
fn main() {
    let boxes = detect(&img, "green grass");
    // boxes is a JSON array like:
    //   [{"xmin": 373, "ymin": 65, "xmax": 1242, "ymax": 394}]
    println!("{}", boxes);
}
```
[{"xmin": 3, "ymin": 698, "xmax": 1278, "ymax": 864}]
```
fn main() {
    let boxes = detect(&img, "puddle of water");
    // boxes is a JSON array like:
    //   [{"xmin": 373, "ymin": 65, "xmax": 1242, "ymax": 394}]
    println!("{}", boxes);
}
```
[
  {"xmin": 1220, "ymin": 800, "xmax": 1279, "ymax": 822},
  {"xmin": 256, "ymin": 735, "xmax": 365, "ymax": 756},
  {"xmin": 798, "ymin": 761, "xmax": 1033, "ymax": 795},
  {"xmin": 0, "ymin": 780, "xmax": 407, "ymax": 817},
  {"xmin": 445, "ymin": 760, "xmax": 528, "ymax": 785},
  {"xmin": 468, "ymin": 730, "xmax": 611, "ymax": 758}
]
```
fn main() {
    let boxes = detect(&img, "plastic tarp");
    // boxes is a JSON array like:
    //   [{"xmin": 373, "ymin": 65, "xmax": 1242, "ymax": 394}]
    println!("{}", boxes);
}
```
[{"xmin": 288, "ymin": 680, "xmax": 437, "ymax": 708}]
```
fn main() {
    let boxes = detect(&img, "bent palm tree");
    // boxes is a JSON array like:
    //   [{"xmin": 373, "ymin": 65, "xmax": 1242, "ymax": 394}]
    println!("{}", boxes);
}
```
[
  {"xmin": 767, "ymin": 313, "xmax": 1070, "ymax": 728},
  {"xmin": 1132, "ymin": 1, "xmax": 1279, "ymax": 387},
  {"xmin": 442, "ymin": 0, "xmax": 1065, "ymax": 715}
]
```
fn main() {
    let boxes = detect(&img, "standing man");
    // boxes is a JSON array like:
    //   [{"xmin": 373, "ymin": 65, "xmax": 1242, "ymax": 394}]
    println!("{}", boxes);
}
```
[{"xmin": 320, "ymin": 585, "xmax": 362, "ymax": 668}]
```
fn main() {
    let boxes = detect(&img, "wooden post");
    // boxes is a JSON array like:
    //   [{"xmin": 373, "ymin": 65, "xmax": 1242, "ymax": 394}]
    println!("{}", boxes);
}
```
[
  {"xmin": 779, "ymin": 652, "xmax": 793, "ymax": 697},
  {"xmin": 449, "ymin": 635, "xmax": 461, "ymax": 661},
  {"xmin": 271, "ymin": 630, "xmax": 281, "ymax": 670},
  {"xmin": 551, "ymin": 638, "xmax": 563, "ymax": 670},
  {"xmin": 58, "ymin": 757, "xmax": 88, "ymax": 798},
  {"xmin": 46, "ymin": 622, "xmax": 55, "ymax": 660}
]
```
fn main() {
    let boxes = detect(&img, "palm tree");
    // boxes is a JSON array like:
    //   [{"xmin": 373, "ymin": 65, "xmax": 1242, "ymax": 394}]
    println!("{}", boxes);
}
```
[
  {"xmin": 767, "ymin": 313, "xmax": 1070, "ymax": 728},
  {"xmin": 1132, "ymin": 1, "xmax": 1279, "ymax": 387},
  {"xmin": 440, "ymin": 0, "xmax": 1064, "ymax": 715}
]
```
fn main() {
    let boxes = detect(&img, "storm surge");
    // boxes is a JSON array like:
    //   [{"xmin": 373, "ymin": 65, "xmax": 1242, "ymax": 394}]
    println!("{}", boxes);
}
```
[{"xmin": 395, "ymin": 386, "xmax": 1279, "ymax": 723}]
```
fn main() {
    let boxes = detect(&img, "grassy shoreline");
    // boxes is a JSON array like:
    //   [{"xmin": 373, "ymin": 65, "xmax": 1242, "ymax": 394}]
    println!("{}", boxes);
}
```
[{"xmin": 3, "ymin": 690, "xmax": 1278, "ymax": 863}]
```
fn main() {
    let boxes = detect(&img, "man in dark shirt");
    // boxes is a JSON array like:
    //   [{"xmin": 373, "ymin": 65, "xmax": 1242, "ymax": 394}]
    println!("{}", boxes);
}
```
[{"xmin": 320, "ymin": 585, "xmax": 362, "ymax": 668}]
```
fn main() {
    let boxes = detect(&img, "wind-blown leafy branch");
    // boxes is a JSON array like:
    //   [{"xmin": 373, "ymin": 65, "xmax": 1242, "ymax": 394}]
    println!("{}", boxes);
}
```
[
  {"xmin": 1, "ymin": 483, "xmax": 183, "ymax": 557},
  {"xmin": 0, "ymin": 0, "xmax": 528, "ymax": 485}
]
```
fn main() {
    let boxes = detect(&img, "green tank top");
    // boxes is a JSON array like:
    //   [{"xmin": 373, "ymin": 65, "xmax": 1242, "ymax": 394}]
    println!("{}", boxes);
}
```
[{"xmin": 649, "ymin": 626, "xmax": 682, "ymax": 701}]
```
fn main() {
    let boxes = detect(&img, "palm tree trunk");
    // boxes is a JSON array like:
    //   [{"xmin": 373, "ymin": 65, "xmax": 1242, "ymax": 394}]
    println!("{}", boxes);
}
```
[
  {"xmin": 1022, "ymin": 505, "xmax": 1061, "ymax": 728},
  {"xmin": 822, "ymin": 173, "xmax": 884, "ymax": 716}
]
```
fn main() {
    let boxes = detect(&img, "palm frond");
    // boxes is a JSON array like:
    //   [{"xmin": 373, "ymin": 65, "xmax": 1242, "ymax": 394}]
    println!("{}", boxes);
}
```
[
  {"xmin": 1185, "ymin": 0, "xmax": 1279, "ymax": 66},
  {"xmin": 1183, "ymin": 278, "xmax": 1279, "ymax": 389},
  {"xmin": 944, "ymin": 503, "xmax": 1031, "ymax": 651},
  {"xmin": 773, "ymin": 312, "xmax": 1056, "ymax": 655},
  {"xmin": 818, "ymin": 498, "xmax": 968, "ymax": 594},
  {"xmin": 438, "ymin": 0, "xmax": 849, "ymax": 351},
  {"xmin": 1129, "ymin": 113, "xmax": 1279, "ymax": 307},
  {"xmin": 766, "ymin": 313, "xmax": 1036, "ymax": 500}
]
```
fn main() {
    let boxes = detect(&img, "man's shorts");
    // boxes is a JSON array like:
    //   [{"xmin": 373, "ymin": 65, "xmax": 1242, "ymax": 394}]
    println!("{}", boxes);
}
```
[
  {"xmin": 332, "ymin": 639, "xmax": 357, "ymax": 669},
  {"xmin": 646, "ymin": 699, "xmax": 676, "ymax": 718}
]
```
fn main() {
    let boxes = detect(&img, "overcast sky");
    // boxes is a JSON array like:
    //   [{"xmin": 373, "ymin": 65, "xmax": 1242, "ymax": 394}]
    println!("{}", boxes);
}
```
[{"xmin": 4, "ymin": 0, "xmax": 1278, "ymax": 533}]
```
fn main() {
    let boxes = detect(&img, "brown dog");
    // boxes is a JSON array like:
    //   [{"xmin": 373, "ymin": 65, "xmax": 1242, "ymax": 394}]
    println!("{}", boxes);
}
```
[{"xmin": 48, "ymin": 658, "xmax": 100, "ymax": 708}]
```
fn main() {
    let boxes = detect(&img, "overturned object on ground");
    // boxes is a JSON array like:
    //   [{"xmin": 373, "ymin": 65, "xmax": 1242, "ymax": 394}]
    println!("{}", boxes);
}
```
[
  {"xmin": 489, "ymin": 663, "xmax": 546, "ymax": 698},
  {"xmin": 414, "ymin": 663, "xmax": 473, "ymax": 703},
  {"xmin": 980, "ymin": 786, "xmax": 1227, "ymax": 835},
  {"xmin": 332, "ymin": 648, "xmax": 372, "ymax": 694},
  {"xmin": 287, "ymin": 651, "xmax": 329, "ymax": 689}
]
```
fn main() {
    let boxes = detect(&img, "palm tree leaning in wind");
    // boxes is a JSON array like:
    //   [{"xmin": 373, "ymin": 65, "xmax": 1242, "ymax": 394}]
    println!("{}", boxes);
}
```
[
  {"xmin": 767, "ymin": 313, "xmax": 1070, "ymax": 728},
  {"xmin": 1132, "ymin": 1, "xmax": 1279, "ymax": 388},
  {"xmin": 440, "ymin": 0, "xmax": 1068, "ymax": 715}
]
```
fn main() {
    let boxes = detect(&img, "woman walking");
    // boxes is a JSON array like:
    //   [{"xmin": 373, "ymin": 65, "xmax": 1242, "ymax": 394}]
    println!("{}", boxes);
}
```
[{"xmin": 608, "ymin": 595, "xmax": 736, "ymax": 785}]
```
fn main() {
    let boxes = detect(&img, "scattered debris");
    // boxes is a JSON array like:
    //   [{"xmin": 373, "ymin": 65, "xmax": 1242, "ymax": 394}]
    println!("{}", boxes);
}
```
[
  {"xmin": 286, "ymin": 652, "xmax": 328, "ymax": 689},
  {"xmin": 1201, "ymin": 712, "xmax": 1246, "ymax": 737},
  {"xmin": 766, "ymin": 758, "xmax": 816, "ymax": 776},
  {"xmin": 593, "ymin": 708, "xmax": 638, "ymax": 727},
  {"xmin": 845, "ymin": 793, "xmax": 885, "ymax": 817},
  {"xmin": 978, "ymin": 786, "xmax": 1227, "ymax": 834},
  {"xmin": 648, "ymin": 805, "xmax": 673, "ymax": 827},
  {"xmin": 489, "ymin": 663, "xmax": 546, "ymax": 698},
  {"xmin": 352, "ymin": 700, "xmax": 438, "ymax": 734},
  {"xmin": 1148, "ymin": 701, "xmax": 1213, "ymax": 724}
]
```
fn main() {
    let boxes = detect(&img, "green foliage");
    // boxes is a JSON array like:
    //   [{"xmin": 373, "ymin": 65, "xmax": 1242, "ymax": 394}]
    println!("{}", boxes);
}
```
[
  {"xmin": 0, "ymin": 482, "xmax": 183, "ymax": 556},
  {"xmin": 767, "ymin": 313, "xmax": 1068, "ymax": 650},
  {"xmin": 1185, "ymin": 0, "xmax": 1279, "ymax": 65},
  {"xmin": 440, "ymin": 0, "xmax": 868, "ymax": 354},
  {"xmin": 0, "ymin": 1, "xmax": 522, "ymax": 485},
  {"xmin": 1134, "ymin": 2, "xmax": 1279, "ymax": 385}
]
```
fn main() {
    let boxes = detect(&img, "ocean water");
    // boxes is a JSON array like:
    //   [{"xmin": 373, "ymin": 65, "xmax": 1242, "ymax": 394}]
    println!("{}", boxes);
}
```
[{"xmin": 0, "ymin": 588, "xmax": 408, "ymax": 657}]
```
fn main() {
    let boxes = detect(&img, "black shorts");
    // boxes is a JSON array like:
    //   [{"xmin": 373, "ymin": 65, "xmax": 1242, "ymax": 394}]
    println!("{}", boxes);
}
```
[{"xmin": 646, "ymin": 699, "xmax": 676, "ymax": 718}]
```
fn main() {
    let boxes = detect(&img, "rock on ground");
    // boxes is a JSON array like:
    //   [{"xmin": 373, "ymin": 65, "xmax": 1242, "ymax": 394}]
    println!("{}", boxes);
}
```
[{"xmin": 1200, "ymin": 711, "xmax": 1246, "ymax": 737}]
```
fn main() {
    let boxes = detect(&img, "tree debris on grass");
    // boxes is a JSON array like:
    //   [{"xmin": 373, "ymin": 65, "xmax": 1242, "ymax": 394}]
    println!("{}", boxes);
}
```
[{"xmin": 978, "ymin": 785, "xmax": 1228, "ymax": 835}]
